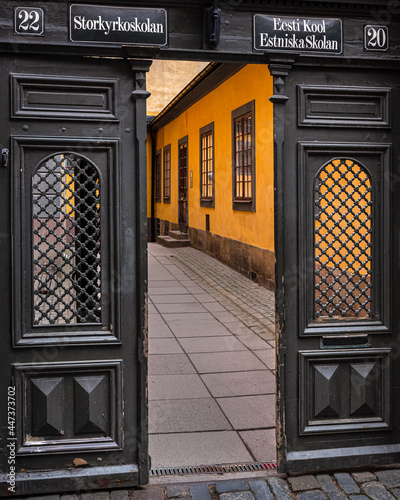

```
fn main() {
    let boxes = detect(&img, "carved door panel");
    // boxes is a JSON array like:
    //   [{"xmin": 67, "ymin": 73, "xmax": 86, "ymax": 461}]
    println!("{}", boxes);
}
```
[
  {"xmin": 275, "ymin": 64, "xmax": 400, "ymax": 473},
  {"xmin": 0, "ymin": 53, "xmax": 150, "ymax": 496}
]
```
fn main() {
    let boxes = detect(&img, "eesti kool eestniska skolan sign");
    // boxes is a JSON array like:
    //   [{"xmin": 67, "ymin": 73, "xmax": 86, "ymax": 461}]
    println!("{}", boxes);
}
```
[
  {"xmin": 254, "ymin": 15, "xmax": 342, "ymax": 54},
  {"xmin": 69, "ymin": 4, "xmax": 167, "ymax": 46}
]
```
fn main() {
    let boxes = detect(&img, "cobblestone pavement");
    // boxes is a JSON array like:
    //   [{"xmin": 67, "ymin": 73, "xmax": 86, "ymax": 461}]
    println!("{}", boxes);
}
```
[
  {"xmin": 154, "ymin": 245, "xmax": 276, "ymax": 337},
  {"xmin": 12, "ymin": 468, "xmax": 400, "ymax": 499}
]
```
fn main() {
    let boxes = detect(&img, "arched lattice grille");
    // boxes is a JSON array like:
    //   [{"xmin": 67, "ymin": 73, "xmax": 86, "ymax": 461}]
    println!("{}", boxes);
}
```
[
  {"xmin": 33, "ymin": 153, "xmax": 101, "ymax": 325},
  {"xmin": 314, "ymin": 158, "xmax": 372, "ymax": 319}
]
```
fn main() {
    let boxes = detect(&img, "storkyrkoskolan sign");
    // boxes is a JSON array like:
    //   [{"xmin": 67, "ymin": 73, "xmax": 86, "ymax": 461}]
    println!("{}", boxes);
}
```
[
  {"xmin": 253, "ymin": 15, "xmax": 342, "ymax": 54},
  {"xmin": 69, "ymin": 4, "xmax": 168, "ymax": 46}
]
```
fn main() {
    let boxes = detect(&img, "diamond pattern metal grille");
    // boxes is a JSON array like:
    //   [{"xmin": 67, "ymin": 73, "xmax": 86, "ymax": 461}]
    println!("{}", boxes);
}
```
[
  {"xmin": 314, "ymin": 158, "xmax": 372, "ymax": 318},
  {"xmin": 33, "ymin": 154, "xmax": 101, "ymax": 325}
]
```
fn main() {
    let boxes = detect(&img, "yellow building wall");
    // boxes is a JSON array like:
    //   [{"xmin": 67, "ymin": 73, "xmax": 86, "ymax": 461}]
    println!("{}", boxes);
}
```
[{"xmin": 150, "ymin": 64, "xmax": 274, "ymax": 253}]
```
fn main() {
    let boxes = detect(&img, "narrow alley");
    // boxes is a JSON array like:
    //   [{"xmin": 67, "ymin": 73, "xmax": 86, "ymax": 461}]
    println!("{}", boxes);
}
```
[{"xmin": 148, "ymin": 242, "xmax": 276, "ymax": 468}]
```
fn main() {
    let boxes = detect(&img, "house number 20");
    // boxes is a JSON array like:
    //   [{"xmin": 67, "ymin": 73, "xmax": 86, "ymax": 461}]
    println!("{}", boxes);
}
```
[
  {"xmin": 364, "ymin": 25, "xmax": 389, "ymax": 51},
  {"xmin": 14, "ymin": 7, "xmax": 44, "ymax": 36}
]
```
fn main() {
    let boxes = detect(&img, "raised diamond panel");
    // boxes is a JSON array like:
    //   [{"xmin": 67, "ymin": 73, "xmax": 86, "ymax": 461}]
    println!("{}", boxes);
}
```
[
  {"xmin": 74, "ymin": 375, "xmax": 109, "ymax": 434},
  {"xmin": 314, "ymin": 364, "xmax": 340, "ymax": 418},
  {"xmin": 15, "ymin": 360, "xmax": 121, "ymax": 455},
  {"xmin": 350, "ymin": 362, "xmax": 379, "ymax": 417},
  {"xmin": 300, "ymin": 349, "xmax": 390, "ymax": 434},
  {"xmin": 31, "ymin": 377, "xmax": 64, "ymax": 436}
]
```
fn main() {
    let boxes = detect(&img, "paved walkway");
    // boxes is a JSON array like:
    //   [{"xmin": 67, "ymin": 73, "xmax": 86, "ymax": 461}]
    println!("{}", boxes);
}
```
[{"xmin": 148, "ymin": 242, "xmax": 276, "ymax": 467}]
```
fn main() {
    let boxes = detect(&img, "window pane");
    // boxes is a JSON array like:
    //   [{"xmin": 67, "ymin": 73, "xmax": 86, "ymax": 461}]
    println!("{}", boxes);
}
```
[
  {"xmin": 201, "ymin": 130, "xmax": 213, "ymax": 200},
  {"xmin": 234, "ymin": 112, "xmax": 252, "ymax": 201}
]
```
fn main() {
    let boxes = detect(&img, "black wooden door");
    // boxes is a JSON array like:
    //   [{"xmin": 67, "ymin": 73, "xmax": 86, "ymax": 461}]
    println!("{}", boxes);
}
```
[
  {"xmin": 0, "ymin": 53, "xmax": 150, "ymax": 496},
  {"xmin": 275, "ymin": 64, "xmax": 400, "ymax": 473}
]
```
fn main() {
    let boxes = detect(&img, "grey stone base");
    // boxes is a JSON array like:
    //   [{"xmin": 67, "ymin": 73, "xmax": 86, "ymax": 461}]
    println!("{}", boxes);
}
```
[
  {"xmin": 188, "ymin": 227, "xmax": 275, "ymax": 291},
  {"xmin": 150, "ymin": 218, "xmax": 275, "ymax": 290}
]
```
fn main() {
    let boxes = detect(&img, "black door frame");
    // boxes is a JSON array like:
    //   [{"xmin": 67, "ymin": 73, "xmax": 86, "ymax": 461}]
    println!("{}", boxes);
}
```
[
  {"xmin": 0, "ymin": 53, "xmax": 152, "ymax": 497},
  {"xmin": 271, "ymin": 58, "xmax": 400, "ymax": 473}
]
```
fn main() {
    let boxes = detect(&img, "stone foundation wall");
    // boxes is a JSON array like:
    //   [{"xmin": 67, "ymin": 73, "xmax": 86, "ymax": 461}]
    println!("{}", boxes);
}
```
[
  {"xmin": 188, "ymin": 227, "xmax": 275, "ymax": 290},
  {"xmin": 150, "ymin": 219, "xmax": 275, "ymax": 290}
]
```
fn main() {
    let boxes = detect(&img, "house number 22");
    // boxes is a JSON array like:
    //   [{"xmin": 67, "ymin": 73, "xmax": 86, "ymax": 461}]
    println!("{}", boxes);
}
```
[
  {"xmin": 14, "ymin": 7, "xmax": 44, "ymax": 36},
  {"xmin": 364, "ymin": 25, "xmax": 389, "ymax": 51}
]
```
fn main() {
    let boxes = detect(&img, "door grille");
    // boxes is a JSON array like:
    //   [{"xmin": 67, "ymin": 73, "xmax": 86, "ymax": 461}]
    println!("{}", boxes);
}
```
[
  {"xmin": 33, "ymin": 153, "xmax": 101, "ymax": 325},
  {"xmin": 314, "ymin": 158, "xmax": 372, "ymax": 319}
]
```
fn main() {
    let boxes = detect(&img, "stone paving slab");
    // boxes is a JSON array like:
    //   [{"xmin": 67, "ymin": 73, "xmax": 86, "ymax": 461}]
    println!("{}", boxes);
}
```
[
  {"xmin": 149, "ymin": 398, "xmax": 232, "ymax": 433},
  {"xmin": 148, "ymin": 354, "xmax": 196, "ymax": 375},
  {"xmin": 178, "ymin": 335, "xmax": 247, "ymax": 353},
  {"xmin": 328, "ymin": 492, "xmax": 347, "ymax": 500},
  {"xmin": 239, "ymin": 429, "xmax": 277, "ymax": 462},
  {"xmin": 352, "ymin": 473, "xmax": 377, "ymax": 485},
  {"xmin": 149, "ymin": 286, "xmax": 191, "ymax": 295},
  {"xmin": 267, "ymin": 477, "xmax": 293, "ymax": 500},
  {"xmin": 166, "ymin": 485, "xmax": 190, "ymax": 498},
  {"xmin": 148, "ymin": 374, "xmax": 210, "ymax": 400},
  {"xmin": 155, "ymin": 302, "xmax": 209, "ymax": 314},
  {"xmin": 149, "ymin": 338, "xmax": 184, "ymax": 355},
  {"xmin": 148, "ymin": 314, "xmax": 175, "ymax": 338},
  {"xmin": 288, "ymin": 476, "xmax": 320, "ymax": 492},
  {"xmin": 253, "ymin": 349, "xmax": 276, "ymax": 370},
  {"xmin": 224, "ymin": 322, "xmax": 255, "ymax": 336},
  {"xmin": 188, "ymin": 351, "xmax": 266, "ymax": 373},
  {"xmin": 203, "ymin": 302, "xmax": 229, "ymax": 312},
  {"xmin": 220, "ymin": 492, "xmax": 255, "ymax": 500},
  {"xmin": 148, "ymin": 280, "xmax": 182, "ymax": 287},
  {"xmin": 361, "ymin": 482, "xmax": 396, "ymax": 500},
  {"xmin": 377, "ymin": 471, "xmax": 400, "ymax": 490},
  {"xmin": 163, "ymin": 313, "xmax": 233, "ymax": 337},
  {"xmin": 201, "ymin": 370, "xmax": 275, "ymax": 398},
  {"xmin": 193, "ymin": 293, "xmax": 219, "ymax": 303},
  {"xmin": 238, "ymin": 334, "xmax": 272, "ymax": 350},
  {"xmin": 334, "ymin": 474, "xmax": 360, "ymax": 495},
  {"xmin": 217, "ymin": 394, "xmax": 276, "ymax": 429},
  {"xmin": 151, "ymin": 294, "xmax": 199, "ymax": 304},
  {"xmin": 317, "ymin": 475, "xmax": 341, "ymax": 494},
  {"xmin": 249, "ymin": 479, "xmax": 274, "ymax": 500},
  {"xmin": 149, "ymin": 303, "xmax": 158, "ymax": 314},
  {"xmin": 296, "ymin": 491, "xmax": 327, "ymax": 500},
  {"xmin": 215, "ymin": 479, "xmax": 250, "ymax": 493},
  {"xmin": 148, "ymin": 431, "xmax": 253, "ymax": 467},
  {"xmin": 190, "ymin": 484, "xmax": 212, "ymax": 500}
]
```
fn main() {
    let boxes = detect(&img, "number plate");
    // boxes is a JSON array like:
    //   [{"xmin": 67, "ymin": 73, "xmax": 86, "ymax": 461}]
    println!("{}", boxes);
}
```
[
  {"xmin": 364, "ymin": 25, "xmax": 389, "ymax": 51},
  {"xmin": 14, "ymin": 7, "xmax": 45, "ymax": 36}
]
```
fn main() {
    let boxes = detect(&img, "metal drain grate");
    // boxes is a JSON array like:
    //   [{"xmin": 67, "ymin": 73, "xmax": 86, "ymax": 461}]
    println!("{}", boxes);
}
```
[{"xmin": 150, "ymin": 461, "xmax": 277, "ymax": 476}]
